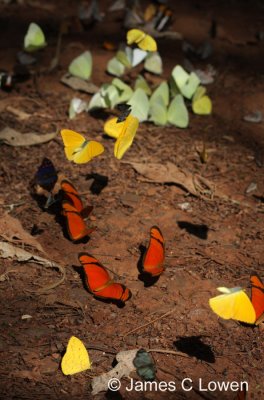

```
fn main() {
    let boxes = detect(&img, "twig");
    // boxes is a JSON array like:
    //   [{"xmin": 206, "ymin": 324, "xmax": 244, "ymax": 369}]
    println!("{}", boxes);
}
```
[
  {"xmin": 148, "ymin": 348, "xmax": 191, "ymax": 358},
  {"xmin": 121, "ymin": 306, "xmax": 177, "ymax": 337}
]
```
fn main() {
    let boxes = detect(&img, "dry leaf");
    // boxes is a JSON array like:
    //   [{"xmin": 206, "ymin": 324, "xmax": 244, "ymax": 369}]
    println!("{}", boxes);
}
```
[
  {"xmin": 92, "ymin": 349, "xmax": 138, "ymax": 395},
  {"xmin": 0, "ymin": 241, "xmax": 65, "ymax": 293},
  {"xmin": 61, "ymin": 74, "xmax": 99, "ymax": 94},
  {"xmin": 0, "ymin": 127, "xmax": 57, "ymax": 146},
  {"xmin": 125, "ymin": 161, "xmax": 215, "ymax": 199},
  {"xmin": 0, "ymin": 214, "xmax": 44, "ymax": 253}
]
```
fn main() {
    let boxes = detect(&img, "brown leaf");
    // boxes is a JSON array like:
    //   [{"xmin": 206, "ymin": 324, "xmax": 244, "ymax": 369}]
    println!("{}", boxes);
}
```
[
  {"xmin": 0, "ymin": 127, "xmax": 57, "ymax": 146},
  {"xmin": 125, "ymin": 161, "xmax": 215, "ymax": 199},
  {"xmin": 61, "ymin": 74, "xmax": 99, "ymax": 94},
  {"xmin": 0, "ymin": 241, "xmax": 66, "ymax": 293},
  {"xmin": 0, "ymin": 214, "xmax": 44, "ymax": 253}
]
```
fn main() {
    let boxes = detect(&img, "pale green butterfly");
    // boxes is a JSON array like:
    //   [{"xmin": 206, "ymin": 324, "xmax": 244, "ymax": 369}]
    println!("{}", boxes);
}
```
[
  {"xmin": 150, "ymin": 81, "xmax": 169, "ymax": 107},
  {"xmin": 112, "ymin": 78, "xmax": 133, "ymax": 104},
  {"xmin": 68, "ymin": 51, "xmax": 92, "ymax": 80},
  {"xmin": 134, "ymin": 75, "xmax": 152, "ymax": 95},
  {"xmin": 144, "ymin": 52, "xmax": 163, "ymax": 75},
  {"xmin": 107, "ymin": 57, "xmax": 126, "ymax": 77},
  {"xmin": 69, "ymin": 98, "xmax": 88, "ymax": 119},
  {"xmin": 24, "ymin": 22, "xmax": 46, "ymax": 52},
  {"xmin": 149, "ymin": 97, "xmax": 167, "ymax": 126},
  {"xmin": 167, "ymin": 94, "xmax": 189, "ymax": 128},
  {"xmin": 171, "ymin": 65, "xmax": 200, "ymax": 99},
  {"xmin": 128, "ymin": 88, "xmax": 149, "ymax": 122}
]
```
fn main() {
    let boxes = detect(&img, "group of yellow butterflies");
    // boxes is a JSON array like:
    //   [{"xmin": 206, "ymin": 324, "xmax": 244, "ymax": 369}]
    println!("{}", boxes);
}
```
[
  {"xmin": 56, "ymin": 29, "xmax": 264, "ymax": 382},
  {"xmin": 60, "ymin": 28, "xmax": 158, "ymax": 163}
]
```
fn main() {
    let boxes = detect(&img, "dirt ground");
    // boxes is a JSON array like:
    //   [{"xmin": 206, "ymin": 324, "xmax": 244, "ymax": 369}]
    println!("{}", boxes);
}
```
[{"xmin": 0, "ymin": 0, "xmax": 263, "ymax": 399}]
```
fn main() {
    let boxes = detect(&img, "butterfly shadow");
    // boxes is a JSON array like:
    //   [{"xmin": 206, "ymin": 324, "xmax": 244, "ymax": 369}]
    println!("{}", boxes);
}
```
[
  {"xmin": 89, "ymin": 108, "xmax": 109, "ymax": 121},
  {"xmin": 177, "ymin": 221, "xmax": 209, "ymax": 240},
  {"xmin": 174, "ymin": 336, "xmax": 215, "ymax": 363},
  {"xmin": 137, "ymin": 245, "xmax": 160, "ymax": 288},
  {"xmin": 86, "ymin": 173, "xmax": 108, "ymax": 195},
  {"xmin": 72, "ymin": 265, "xmax": 127, "ymax": 309},
  {"xmin": 105, "ymin": 389, "xmax": 123, "ymax": 400}
]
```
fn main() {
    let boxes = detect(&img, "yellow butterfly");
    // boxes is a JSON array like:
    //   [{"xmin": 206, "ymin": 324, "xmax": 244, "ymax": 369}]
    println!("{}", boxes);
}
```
[
  {"xmin": 61, "ymin": 129, "xmax": 104, "ymax": 164},
  {"xmin": 192, "ymin": 86, "xmax": 212, "ymax": 115},
  {"xmin": 104, "ymin": 115, "xmax": 139, "ymax": 159},
  {"xmin": 209, "ymin": 287, "xmax": 256, "ymax": 324},
  {"xmin": 127, "ymin": 29, "xmax": 157, "ymax": 52},
  {"xmin": 104, "ymin": 117, "xmax": 124, "ymax": 139},
  {"xmin": 61, "ymin": 336, "xmax": 91, "ymax": 375}
]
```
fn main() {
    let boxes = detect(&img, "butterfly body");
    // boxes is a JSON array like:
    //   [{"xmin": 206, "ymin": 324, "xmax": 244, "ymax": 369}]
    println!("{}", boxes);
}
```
[
  {"xmin": 142, "ymin": 226, "xmax": 165, "ymax": 277},
  {"xmin": 78, "ymin": 253, "xmax": 131, "ymax": 303}
]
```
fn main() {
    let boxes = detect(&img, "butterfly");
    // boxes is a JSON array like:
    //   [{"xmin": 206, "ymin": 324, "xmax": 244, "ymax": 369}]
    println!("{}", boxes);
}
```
[
  {"xmin": 127, "ymin": 29, "xmax": 157, "ymax": 52},
  {"xmin": 35, "ymin": 158, "xmax": 58, "ymax": 192},
  {"xmin": 62, "ymin": 202, "xmax": 95, "ymax": 241},
  {"xmin": 60, "ymin": 129, "xmax": 104, "ymax": 164},
  {"xmin": 209, "ymin": 287, "xmax": 256, "ymax": 324},
  {"xmin": 133, "ymin": 349, "xmax": 156, "ymax": 381},
  {"xmin": 33, "ymin": 158, "xmax": 60, "ymax": 208},
  {"xmin": 60, "ymin": 179, "xmax": 93, "ymax": 218},
  {"xmin": 24, "ymin": 22, "xmax": 46, "ymax": 52},
  {"xmin": 61, "ymin": 336, "xmax": 91, "ymax": 375},
  {"xmin": 250, "ymin": 273, "xmax": 264, "ymax": 325},
  {"xmin": 116, "ymin": 103, "xmax": 132, "ymax": 123},
  {"xmin": 78, "ymin": 253, "xmax": 131, "ymax": 303},
  {"xmin": 142, "ymin": 226, "xmax": 165, "ymax": 277},
  {"xmin": 114, "ymin": 114, "xmax": 139, "ymax": 159}
]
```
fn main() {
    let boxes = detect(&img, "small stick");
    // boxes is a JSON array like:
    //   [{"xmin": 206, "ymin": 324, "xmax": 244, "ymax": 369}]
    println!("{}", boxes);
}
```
[
  {"xmin": 148, "ymin": 348, "xmax": 191, "ymax": 358},
  {"xmin": 121, "ymin": 306, "xmax": 177, "ymax": 337}
]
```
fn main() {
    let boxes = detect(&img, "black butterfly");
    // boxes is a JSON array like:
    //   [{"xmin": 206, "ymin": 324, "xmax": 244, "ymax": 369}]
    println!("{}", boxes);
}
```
[{"xmin": 116, "ymin": 103, "xmax": 131, "ymax": 123}]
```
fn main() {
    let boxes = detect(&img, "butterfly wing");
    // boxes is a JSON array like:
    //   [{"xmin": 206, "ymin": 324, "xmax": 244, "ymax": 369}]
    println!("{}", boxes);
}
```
[
  {"xmin": 250, "ymin": 273, "xmax": 264, "ymax": 324},
  {"xmin": 104, "ymin": 117, "xmax": 125, "ymax": 139},
  {"xmin": 61, "ymin": 336, "xmax": 91, "ymax": 375},
  {"xmin": 116, "ymin": 103, "xmax": 132, "ymax": 123},
  {"xmin": 72, "ymin": 140, "xmax": 104, "ymax": 164},
  {"xmin": 35, "ymin": 158, "xmax": 58, "ymax": 191},
  {"xmin": 209, "ymin": 288, "xmax": 256, "ymax": 323},
  {"xmin": 61, "ymin": 129, "xmax": 86, "ymax": 161},
  {"xmin": 114, "ymin": 114, "xmax": 139, "ymax": 159},
  {"xmin": 143, "ymin": 226, "xmax": 165, "ymax": 277},
  {"xmin": 62, "ymin": 202, "xmax": 94, "ymax": 241},
  {"xmin": 61, "ymin": 180, "xmax": 84, "ymax": 212},
  {"xmin": 78, "ymin": 253, "xmax": 131, "ymax": 302},
  {"xmin": 127, "ymin": 29, "xmax": 146, "ymax": 45},
  {"xmin": 138, "ymin": 34, "xmax": 157, "ymax": 52}
]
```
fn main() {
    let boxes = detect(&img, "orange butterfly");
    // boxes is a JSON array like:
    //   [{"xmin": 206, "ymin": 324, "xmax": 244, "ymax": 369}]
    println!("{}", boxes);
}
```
[
  {"xmin": 61, "ymin": 180, "xmax": 93, "ymax": 218},
  {"xmin": 142, "ymin": 226, "xmax": 165, "ymax": 277},
  {"xmin": 250, "ymin": 273, "xmax": 264, "ymax": 325},
  {"xmin": 78, "ymin": 253, "xmax": 131, "ymax": 303},
  {"xmin": 62, "ymin": 202, "xmax": 95, "ymax": 242}
]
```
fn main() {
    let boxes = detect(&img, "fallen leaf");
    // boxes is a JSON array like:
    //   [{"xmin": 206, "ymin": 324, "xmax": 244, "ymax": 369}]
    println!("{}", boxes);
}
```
[
  {"xmin": 124, "ymin": 161, "xmax": 215, "ymax": 199},
  {"xmin": 0, "ymin": 127, "xmax": 57, "ymax": 146},
  {"xmin": 0, "ymin": 214, "xmax": 44, "ymax": 253},
  {"xmin": 61, "ymin": 74, "xmax": 99, "ymax": 94},
  {"xmin": 0, "ymin": 241, "xmax": 65, "ymax": 293},
  {"xmin": 92, "ymin": 349, "xmax": 137, "ymax": 395}
]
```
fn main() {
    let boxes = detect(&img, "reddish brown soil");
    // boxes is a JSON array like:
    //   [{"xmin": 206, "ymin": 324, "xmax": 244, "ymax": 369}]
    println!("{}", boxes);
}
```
[{"xmin": 0, "ymin": 1, "xmax": 263, "ymax": 399}]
